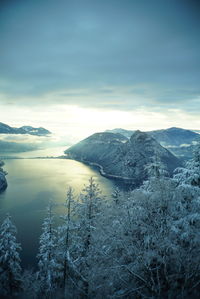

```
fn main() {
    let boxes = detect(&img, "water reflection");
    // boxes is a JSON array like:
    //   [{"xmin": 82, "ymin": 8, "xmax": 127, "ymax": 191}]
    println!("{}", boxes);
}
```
[{"xmin": 0, "ymin": 158, "xmax": 115, "ymax": 268}]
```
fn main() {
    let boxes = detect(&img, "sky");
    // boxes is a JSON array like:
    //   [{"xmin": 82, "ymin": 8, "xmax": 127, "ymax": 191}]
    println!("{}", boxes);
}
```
[{"xmin": 0, "ymin": 0, "xmax": 200, "ymax": 141}]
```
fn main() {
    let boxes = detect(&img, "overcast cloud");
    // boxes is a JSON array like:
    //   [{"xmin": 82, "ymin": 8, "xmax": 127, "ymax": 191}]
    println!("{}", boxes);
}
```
[{"xmin": 0, "ymin": 0, "xmax": 199, "ymax": 133}]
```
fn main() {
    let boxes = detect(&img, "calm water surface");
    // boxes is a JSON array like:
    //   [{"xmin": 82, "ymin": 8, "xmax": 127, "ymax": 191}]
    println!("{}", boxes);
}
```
[{"xmin": 0, "ymin": 158, "xmax": 115, "ymax": 268}]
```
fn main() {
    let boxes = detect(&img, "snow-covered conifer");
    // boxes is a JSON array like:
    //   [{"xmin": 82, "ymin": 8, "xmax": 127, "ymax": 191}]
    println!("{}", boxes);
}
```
[
  {"xmin": 174, "ymin": 142, "xmax": 200, "ymax": 187},
  {"xmin": 56, "ymin": 187, "xmax": 80, "ymax": 295},
  {"xmin": 0, "ymin": 214, "xmax": 22, "ymax": 296},
  {"xmin": 77, "ymin": 177, "xmax": 103, "ymax": 297},
  {"xmin": 37, "ymin": 202, "xmax": 58, "ymax": 295}
]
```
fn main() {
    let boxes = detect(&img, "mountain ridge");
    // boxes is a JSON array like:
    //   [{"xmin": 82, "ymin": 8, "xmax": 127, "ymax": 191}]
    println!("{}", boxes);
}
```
[
  {"xmin": 0, "ymin": 122, "xmax": 51, "ymax": 136},
  {"xmin": 107, "ymin": 127, "xmax": 199, "ymax": 145},
  {"xmin": 106, "ymin": 127, "xmax": 199, "ymax": 160},
  {"xmin": 65, "ymin": 130, "xmax": 182, "ymax": 186}
]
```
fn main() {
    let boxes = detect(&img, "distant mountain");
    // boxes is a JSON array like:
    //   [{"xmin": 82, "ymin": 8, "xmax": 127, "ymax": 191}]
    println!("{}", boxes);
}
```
[
  {"xmin": 19, "ymin": 126, "xmax": 51, "ymax": 136},
  {"xmin": 148, "ymin": 127, "xmax": 199, "ymax": 147},
  {"xmin": 147, "ymin": 127, "xmax": 199, "ymax": 160},
  {"xmin": 65, "ymin": 131, "xmax": 181, "ymax": 186},
  {"xmin": 107, "ymin": 127, "xmax": 199, "ymax": 160},
  {"xmin": 0, "ymin": 122, "xmax": 51, "ymax": 136},
  {"xmin": 107, "ymin": 127, "xmax": 199, "ymax": 146},
  {"xmin": 0, "ymin": 122, "xmax": 16, "ymax": 134}
]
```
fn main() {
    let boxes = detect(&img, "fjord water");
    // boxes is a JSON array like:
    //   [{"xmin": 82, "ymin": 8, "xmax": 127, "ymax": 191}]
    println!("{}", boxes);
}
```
[{"xmin": 0, "ymin": 157, "xmax": 115, "ymax": 268}]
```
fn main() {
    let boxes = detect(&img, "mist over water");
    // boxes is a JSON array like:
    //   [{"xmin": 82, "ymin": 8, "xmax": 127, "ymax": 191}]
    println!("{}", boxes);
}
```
[
  {"xmin": 0, "ymin": 133, "xmax": 73, "ymax": 158},
  {"xmin": 0, "ymin": 146, "xmax": 69, "ymax": 158},
  {"xmin": 0, "ymin": 157, "xmax": 115, "ymax": 268}
]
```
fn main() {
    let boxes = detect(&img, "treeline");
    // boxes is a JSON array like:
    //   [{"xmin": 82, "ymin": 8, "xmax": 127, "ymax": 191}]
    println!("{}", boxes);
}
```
[{"xmin": 0, "ymin": 145, "xmax": 200, "ymax": 298}]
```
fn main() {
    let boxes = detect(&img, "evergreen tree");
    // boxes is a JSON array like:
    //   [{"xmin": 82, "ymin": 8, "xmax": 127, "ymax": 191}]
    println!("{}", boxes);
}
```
[
  {"xmin": 56, "ymin": 187, "xmax": 80, "ymax": 296},
  {"xmin": 103, "ymin": 160, "xmax": 200, "ymax": 298},
  {"xmin": 0, "ymin": 214, "xmax": 22, "ymax": 296},
  {"xmin": 112, "ymin": 187, "xmax": 121, "ymax": 204},
  {"xmin": 37, "ymin": 202, "xmax": 58, "ymax": 296},
  {"xmin": 77, "ymin": 177, "xmax": 103, "ymax": 297},
  {"xmin": 174, "ymin": 142, "xmax": 200, "ymax": 187}
]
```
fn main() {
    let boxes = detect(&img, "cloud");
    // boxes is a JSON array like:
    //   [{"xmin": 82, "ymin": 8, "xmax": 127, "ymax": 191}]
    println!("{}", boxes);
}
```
[
  {"xmin": 0, "ymin": 0, "xmax": 199, "ymax": 139},
  {"xmin": 0, "ymin": 134, "xmax": 50, "ymax": 144},
  {"xmin": 0, "ymin": 0, "xmax": 199, "ymax": 111}
]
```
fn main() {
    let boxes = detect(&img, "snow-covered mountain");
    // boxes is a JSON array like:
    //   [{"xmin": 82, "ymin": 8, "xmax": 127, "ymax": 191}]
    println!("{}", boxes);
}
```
[
  {"xmin": 107, "ymin": 127, "xmax": 199, "ymax": 160},
  {"xmin": 107, "ymin": 127, "xmax": 199, "ymax": 146},
  {"xmin": 19, "ymin": 126, "xmax": 51, "ymax": 136},
  {"xmin": 106, "ymin": 128, "xmax": 135, "ymax": 139},
  {"xmin": 65, "ymin": 131, "xmax": 181, "ymax": 186},
  {"xmin": 148, "ymin": 127, "xmax": 199, "ymax": 147},
  {"xmin": 65, "ymin": 131, "xmax": 128, "ymax": 168},
  {"xmin": 0, "ymin": 122, "xmax": 51, "ymax": 136}
]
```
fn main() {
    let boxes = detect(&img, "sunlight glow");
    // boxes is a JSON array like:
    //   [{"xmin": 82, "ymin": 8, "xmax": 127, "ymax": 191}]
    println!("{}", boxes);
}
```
[{"xmin": 0, "ymin": 104, "xmax": 200, "ymax": 144}]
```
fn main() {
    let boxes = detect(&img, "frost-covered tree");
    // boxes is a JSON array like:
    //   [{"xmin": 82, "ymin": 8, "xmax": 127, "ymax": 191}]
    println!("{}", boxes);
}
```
[
  {"xmin": 75, "ymin": 177, "xmax": 104, "ymax": 297},
  {"xmin": 57, "ymin": 188, "xmax": 74, "ymax": 288},
  {"xmin": 143, "ymin": 157, "xmax": 169, "ymax": 190},
  {"xmin": 101, "ymin": 158, "xmax": 200, "ymax": 298},
  {"xmin": 174, "ymin": 142, "xmax": 200, "ymax": 187},
  {"xmin": 37, "ymin": 202, "xmax": 59, "ymax": 295},
  {"xmin": 22, "ymin": 269, "xmax": 40, "ymax": 299},
  {"xmin": 0, "ymin": 214, "xmax": 22, "ymax": 296},
  {"xmin": 112, "ymin": 187, "xmax": 121, "ymax": 204},
  {"xmin": 56, "ymin": 179, "xmax": 110, "ymax": 297},
  {"xmin": 2, "ymin": 156, "xmax": 200, "ymax": 298},
  {"xmin": 56, "ymin": 187, "xmax": 82, "ymax": 296},
  {"xmin": 81, "ymin": 177, "xmax": 102, "ymax": 247}
]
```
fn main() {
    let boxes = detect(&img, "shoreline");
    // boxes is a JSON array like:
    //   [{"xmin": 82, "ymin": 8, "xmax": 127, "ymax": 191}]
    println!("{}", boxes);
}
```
[
  {"xmin": 65, "ymin": 156, "xmax": 136, "ymax": 185},
  {"xmin": 0, "ymin": 155, "xmax": 137, "ymax": 186},
  {"xmin": 0, "ymin": 173, "xmax": 7, "ymax": 193}
]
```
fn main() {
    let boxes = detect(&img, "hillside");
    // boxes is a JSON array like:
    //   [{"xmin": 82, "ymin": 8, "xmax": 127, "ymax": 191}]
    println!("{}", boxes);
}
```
[
  {"xmin": 107, "ymin": 127, "xmax": 199, "ymax": 146},
  {"xmin": 106, "ymin": 128, "xmax": 135, "ymax": 139},
  {"xmin": 148, "ymin": 127, "xmax": 199, "ymax": 147},
  {"xmin": 65, "ymin": 131, "xmax": 181, "ymax": 186},
  {"xmin": 107, "ymin": 127, "xmax": 199, "ymax": 160}
]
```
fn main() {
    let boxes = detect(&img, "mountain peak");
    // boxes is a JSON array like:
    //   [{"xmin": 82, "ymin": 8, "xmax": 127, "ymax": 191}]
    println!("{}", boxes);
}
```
[
  {"xmin": 0, "ymin": 122, "xmax": 51, "ymax": 136},
  {"xmin": 65, "ymin": 130, "xmax": 181, "ymax": 186},
  {"xmin": 130, "ymin": 130, "xmax": 152, "ymax": 143}
]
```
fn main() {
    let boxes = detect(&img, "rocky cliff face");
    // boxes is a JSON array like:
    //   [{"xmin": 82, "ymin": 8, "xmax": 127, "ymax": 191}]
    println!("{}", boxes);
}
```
[{"xmin": 65, "ymin": 130, "xmax": 182, "ymax": 186}]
